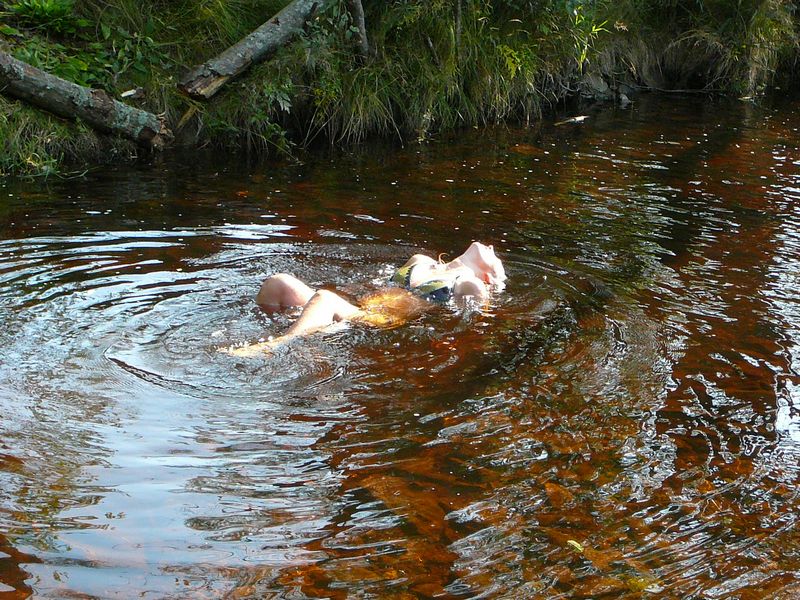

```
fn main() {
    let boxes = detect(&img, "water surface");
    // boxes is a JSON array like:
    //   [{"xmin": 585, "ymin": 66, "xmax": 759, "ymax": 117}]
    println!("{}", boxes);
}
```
[{"xmin": 1, "ymin": 95, "xmax": 799, "ymax": 598}]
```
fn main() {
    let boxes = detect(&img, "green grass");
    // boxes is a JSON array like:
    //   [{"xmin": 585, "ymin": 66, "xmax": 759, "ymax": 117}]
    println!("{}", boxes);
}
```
[
  {"xmin": 0, "ymin": 0, "xmax": 798, "ymax": 176},
  {"xmin": 601, "ymin": 0, "xmax": 799, "ymax": 94},
  {"xmin": 0, "ymin": 96, "xmax": 133, "ymax": 177}
]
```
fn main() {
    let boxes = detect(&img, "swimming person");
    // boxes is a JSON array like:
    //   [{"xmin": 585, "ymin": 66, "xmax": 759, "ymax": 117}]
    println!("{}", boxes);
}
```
[{"xmin": 226, "ymin": 242, "xmax": 506, "ymax": 355}]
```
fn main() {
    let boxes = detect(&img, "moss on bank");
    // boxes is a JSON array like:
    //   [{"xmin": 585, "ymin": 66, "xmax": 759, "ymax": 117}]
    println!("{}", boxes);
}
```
[{"xmin": 1, "ymin": 0, "xmax": 798, "ymax": 176}]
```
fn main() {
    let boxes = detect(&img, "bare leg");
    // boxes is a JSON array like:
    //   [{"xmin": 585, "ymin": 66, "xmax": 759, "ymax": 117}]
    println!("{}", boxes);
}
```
[
  {"xmin": 225, "ymin": 289, "xmax": 361, "ymax": 356},
  {"xmin": 285, "ymin": 289, "xmax": 361, "ymax": 336},
  {"xmin": 256, "ymin": 273, "xmax": 315, "ymax": 309}
]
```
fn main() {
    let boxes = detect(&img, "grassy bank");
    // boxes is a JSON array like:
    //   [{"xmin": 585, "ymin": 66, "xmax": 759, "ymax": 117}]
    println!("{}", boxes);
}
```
[{"xmin": 1, "ymin": 0, "xmax": 798, "ymax": 176}]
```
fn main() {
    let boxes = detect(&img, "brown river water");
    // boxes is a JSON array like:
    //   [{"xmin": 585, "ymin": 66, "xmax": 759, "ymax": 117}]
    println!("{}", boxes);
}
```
[{"xmin": 0, "ymin": 95, "xmax": 799, "ymax": 599}]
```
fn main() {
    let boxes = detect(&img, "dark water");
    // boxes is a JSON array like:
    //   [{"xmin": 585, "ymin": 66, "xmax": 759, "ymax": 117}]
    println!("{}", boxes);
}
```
[{"xmin": 1, "ymin": 95, "xmax": 799, "ymax": 599}]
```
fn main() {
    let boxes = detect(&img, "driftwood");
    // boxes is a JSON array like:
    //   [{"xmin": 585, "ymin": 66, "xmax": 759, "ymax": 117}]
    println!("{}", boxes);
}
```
[
  {"xmin": 0, "ymin": 50, "xmax": 171, "ymax": 149},
  {"xmin": 179, "ymin": 0, "xmax": 326, "ymax": 100}
]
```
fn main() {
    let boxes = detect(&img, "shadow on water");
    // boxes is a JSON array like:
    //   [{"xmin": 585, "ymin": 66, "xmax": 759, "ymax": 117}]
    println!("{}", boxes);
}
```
[{"xmin": 1, "ymin": 95, "xmax": 800, "ymax": 598}]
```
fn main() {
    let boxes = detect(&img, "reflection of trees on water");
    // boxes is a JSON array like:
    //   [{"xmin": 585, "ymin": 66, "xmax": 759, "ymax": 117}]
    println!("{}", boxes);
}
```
[
  {"xmin": 579, "ymin": 99, "xmax": 800, "ymax": 596},
  {"xmin": 266, "ymin": 280, "xmax": 661, "ymax": 597},
  {"xmin": 0, "ymin": 532, "xmax": 38, "ymax": 597},
  {"xmin": 3, "ymin": 96, "xmax": 800, "ymax": 598},
  {"xmin": 765, "ymin": 159, "xmax": 800, "ymax": 449},
  {"xmin": 0, "ymin": 382, "xmax": 115, "ymax": 595},
  {"xmin": 257, "ymin": 98, "xmax": 800, "ymax": 597}
]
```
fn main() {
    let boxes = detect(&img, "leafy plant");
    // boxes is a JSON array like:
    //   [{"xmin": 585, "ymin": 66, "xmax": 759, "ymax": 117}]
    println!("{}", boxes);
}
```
[
  {"xmin": 261, "ymin": 78, "xmax": 293, "ymax": 114},
  {"xmin": 97, "ymin": 26, "xmax": 171, "ymax": 85},
  {"xmin": 9, "ymin": 0, "xmax": 88, "ymax": 35},
  {"xmin": 12, "ymin": 37, "xmax": 95, "ymax": 86},
  {"xmin": 571, "ymin": 4, "xmax": 608, "ymax": 72},
  {"xmin": 499, "ymin": 44, "xmax": 523, "ymax": 79}
]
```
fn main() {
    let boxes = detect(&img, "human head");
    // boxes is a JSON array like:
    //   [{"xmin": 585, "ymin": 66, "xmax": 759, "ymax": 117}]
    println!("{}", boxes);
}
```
[{"xmin": 458, "ymin": 242, "xmax": 506, "ymax": 288}]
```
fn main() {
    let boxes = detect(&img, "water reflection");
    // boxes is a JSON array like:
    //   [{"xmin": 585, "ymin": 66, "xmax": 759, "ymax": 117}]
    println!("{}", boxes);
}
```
[{"xmin": 1, "ymin": 95, "xmax": 799, "ymax": 598}]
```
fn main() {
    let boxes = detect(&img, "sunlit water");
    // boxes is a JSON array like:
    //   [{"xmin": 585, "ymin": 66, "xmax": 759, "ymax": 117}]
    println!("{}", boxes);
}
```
[{"xmin": 1, "ymin": 95, "xmax": 799, "ymax": 598}]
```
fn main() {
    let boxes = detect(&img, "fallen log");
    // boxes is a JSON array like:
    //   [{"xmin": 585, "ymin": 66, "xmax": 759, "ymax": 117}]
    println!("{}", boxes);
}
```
[
  {"xmin": 0, "ymin": 50, "xmax": 171, "ymax": 149},
  {"xmin": 179, "ymin": 0, "xmax": 326, "ymax": 100}
]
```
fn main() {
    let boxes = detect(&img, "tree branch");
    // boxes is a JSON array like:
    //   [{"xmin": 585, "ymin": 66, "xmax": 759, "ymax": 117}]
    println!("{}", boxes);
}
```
[
  {"xmin": 179, "ymin": 0, "xmax": 327, "ymax": 100},
  {"xmin": 0, "ymin": 51, "xmax": 171, "ymax": 149},
  {"xmin": 347, "ymin": 0, "xmax": 370, "ymax": 57}
]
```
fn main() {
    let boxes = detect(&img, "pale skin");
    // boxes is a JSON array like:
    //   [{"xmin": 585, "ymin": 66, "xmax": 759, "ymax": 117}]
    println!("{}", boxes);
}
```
[{"xmin": 226, "ymin": 242, "xmax": 506, "ymax": 355}]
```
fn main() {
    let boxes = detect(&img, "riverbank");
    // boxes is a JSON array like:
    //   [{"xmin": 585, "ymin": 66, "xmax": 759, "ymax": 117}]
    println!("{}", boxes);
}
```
[{"xmin": 1, "ymin": 0, "xmax": 798, "ymax": 176}]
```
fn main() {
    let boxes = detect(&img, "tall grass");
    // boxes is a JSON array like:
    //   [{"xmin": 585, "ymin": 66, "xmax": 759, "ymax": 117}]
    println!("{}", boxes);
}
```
[
  {"xmin": 0, "ymin": 96, "xmax": 133, "ymax": 176},
  {"xmin": 285, "ymin": 0, "xmax": 584, "ymax": 144},
  {"xmin": 602, "ymin": 0, "xmax": 799, "ymax": 94}
]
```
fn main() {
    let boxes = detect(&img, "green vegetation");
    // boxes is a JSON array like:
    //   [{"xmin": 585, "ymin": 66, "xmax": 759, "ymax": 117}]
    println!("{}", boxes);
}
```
[
  {"xmin": 1, "ymin": 0, "xmax": 798, "ymax": 176},
  {"xmin": 601, "ymin": 0, "xmax": 799, "ymax": 94}
]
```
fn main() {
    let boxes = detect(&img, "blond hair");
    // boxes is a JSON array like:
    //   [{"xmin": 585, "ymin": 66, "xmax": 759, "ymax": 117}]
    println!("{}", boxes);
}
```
[{"xmin": 352, "ymin": 288, "xmax": 429, "ymax": 328}]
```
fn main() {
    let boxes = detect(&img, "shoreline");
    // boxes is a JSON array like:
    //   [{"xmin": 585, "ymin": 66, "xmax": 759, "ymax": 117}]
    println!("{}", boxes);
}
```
[{"xmin": 1, "ymin": 0, "xmax": 797, "ymax": 177}]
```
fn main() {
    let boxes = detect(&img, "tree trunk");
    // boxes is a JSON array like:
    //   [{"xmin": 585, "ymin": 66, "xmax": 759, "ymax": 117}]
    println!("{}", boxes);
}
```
[
  {"xmin": 179, "ymin": 0, "xmax": 326, "ymax": 100},
  {"xmin": 0, "ymin": 51, "xmax": 171, "ymax": 149},
  {"xmin": 347, "ymin": 0, "xmax": 369, "ymax": 57}
]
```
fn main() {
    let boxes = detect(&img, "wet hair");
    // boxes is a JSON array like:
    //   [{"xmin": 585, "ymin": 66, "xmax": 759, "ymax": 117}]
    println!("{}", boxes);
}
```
[{"xmin": 355, "ymin": 288, "xmax": 429, "ymax": 328}]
